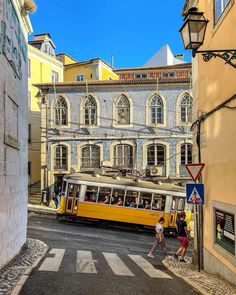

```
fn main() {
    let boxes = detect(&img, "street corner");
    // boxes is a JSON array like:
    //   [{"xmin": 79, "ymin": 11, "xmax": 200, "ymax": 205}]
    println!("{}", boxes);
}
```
[
  {"xmin": 0, "ymin": 238, "xmax": 48, "ymax": 295},
  {"xmin": 28, "ymin": 204, "xmax": 57, "ymax": 216},
  {"xmin": 162, "ymin": 256, "xmax": 236, "ymax": 295}
]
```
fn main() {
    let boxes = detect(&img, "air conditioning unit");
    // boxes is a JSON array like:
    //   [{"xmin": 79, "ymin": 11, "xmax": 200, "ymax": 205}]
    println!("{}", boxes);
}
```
[{"xmin": 150, "ymin": 166, "xmax": 163, "ymax": 176}]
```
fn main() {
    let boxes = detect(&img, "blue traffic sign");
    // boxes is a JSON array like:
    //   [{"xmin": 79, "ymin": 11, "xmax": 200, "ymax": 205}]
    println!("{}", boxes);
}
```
[{"xmin": 186, "ymin": 183, "xmax": 204, "ymax": 204}]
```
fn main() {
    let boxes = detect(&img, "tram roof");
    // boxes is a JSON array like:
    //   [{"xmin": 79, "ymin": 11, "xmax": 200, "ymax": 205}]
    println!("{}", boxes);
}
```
[{"xmin": 64, "ymin": 173, "xmax": 185, "ymax": 194}]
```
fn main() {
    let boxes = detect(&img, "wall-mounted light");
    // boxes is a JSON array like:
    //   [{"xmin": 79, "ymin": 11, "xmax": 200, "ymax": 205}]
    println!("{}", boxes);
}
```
[
  {"xmin": 35, "ymin": 89, "xmax": 46, "ymax": 104},
  {"xmin": 179, "ymin": 8, "xmax": 236, "ymax": 69}
]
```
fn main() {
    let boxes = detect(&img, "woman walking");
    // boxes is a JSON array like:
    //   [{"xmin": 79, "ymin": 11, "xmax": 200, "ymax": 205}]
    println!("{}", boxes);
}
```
[{"xmin": 148, "ymin": 217, "xmax": 167, "ymax": 258}]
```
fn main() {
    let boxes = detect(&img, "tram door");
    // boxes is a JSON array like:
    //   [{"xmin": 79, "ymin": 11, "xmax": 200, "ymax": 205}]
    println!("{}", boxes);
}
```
[
  {"xmin": 169, "ymin": 196, "xmax": 185, "ymax": 227},
  {"xmin": 65, "ymin": 183, "xmax": 80, "ymax": 214}
]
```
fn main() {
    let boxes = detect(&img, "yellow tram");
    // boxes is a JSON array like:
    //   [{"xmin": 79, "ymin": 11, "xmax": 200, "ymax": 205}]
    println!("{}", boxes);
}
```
[{"xmin": 57, "ymin": 173, "xmax": 187, "ymax": 233}]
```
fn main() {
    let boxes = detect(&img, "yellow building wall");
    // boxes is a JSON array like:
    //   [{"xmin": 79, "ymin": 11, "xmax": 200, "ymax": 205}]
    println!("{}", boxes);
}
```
[
  {"xmin": 101, "ymin": 65, "xmax": 118, "ymax": 80},
  {"xmin": 57, "ymin": 53, "xmax": 77, "ymax": 65},
  {"xmin": 64, "ymin": 64, "xmax": 96, "ymax": 81},
  {"xmin": 28, "ymin": 45, "xmax": 63, "ymax": 187},
  {"xmin": 193, "ymin": 0, "xmax": 236, "ymax": 278},
  {"xmin": 64, "ymin": 60, "xmax": 118, "ymax": 82}
]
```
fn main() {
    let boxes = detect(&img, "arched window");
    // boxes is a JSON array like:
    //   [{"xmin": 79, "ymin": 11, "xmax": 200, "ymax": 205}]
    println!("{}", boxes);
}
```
[
  {"xmin": 181, "ymin": 143, "xmax": 193, "ymax": 164},
  {"xmin": 54, "ymin": 96, "xmax": 68, "ymax": 125},
  {"xmin": 149, "ymin": 95, "xmax": 163, "ymax": 124},
  {"xmin": 180, "ymin": 94, "xmax": 192, "ymax": 123},
  {"xmin": 147, "ymin": 144, "xmax": 165, "ymax": 166},
  {"xmin": 84, "ymin": 96, "xmax": 97, "ymax": 125},
  {"xmin": 116, "ymin": 95, "xmax": 130, "ymax": 125},
  {"xmin": 54, "ymin": 145, "xmax": 68, "ymax": 169},
  {"xmin": 81, "ymin": 145, "xmax": 100, "ymax": 168},
  {"xmin": 113, "ymin": 144, "xmax": 133, "ymax": 168}
]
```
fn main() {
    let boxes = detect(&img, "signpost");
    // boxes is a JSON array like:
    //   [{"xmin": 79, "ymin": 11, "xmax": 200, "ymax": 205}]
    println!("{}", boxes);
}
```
[{"xmin": 185, "ymin": 163, "xmax": 205, "ymax": 272}]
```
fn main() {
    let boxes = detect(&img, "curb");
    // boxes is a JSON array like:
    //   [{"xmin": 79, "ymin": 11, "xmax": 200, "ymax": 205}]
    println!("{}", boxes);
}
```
[
  {"xmin": 10, "ymin": 243, "xmax": 48, "ymax": 295},
  {"xmin": 28, "ymin": 207, "xmax": 57, "ymax": 216},
  {"xmin": 162, "ymin": 259, "xmax": 210, "ymax": 295}
]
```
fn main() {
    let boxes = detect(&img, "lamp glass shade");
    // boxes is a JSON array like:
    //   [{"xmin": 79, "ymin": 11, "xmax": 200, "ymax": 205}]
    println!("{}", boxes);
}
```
[{"xmin": 180, "ymin": 11, "xmax": 208, "ymax": 50}]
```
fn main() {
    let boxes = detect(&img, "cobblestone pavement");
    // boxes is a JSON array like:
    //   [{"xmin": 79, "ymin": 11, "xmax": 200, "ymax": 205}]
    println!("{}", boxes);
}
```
[
  {"xmin": 163, "ymin": 256, "xmax": 236, "ymax": 295},
  {"xmin": 0, "ymin": 239, "xmax": 48, "ymax": 295}
]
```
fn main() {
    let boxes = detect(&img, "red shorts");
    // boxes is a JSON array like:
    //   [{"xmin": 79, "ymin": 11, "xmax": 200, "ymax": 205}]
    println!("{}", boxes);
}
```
[{"xmin": 178, "ymin": 236, "xmax": 188, "ymax": 248}]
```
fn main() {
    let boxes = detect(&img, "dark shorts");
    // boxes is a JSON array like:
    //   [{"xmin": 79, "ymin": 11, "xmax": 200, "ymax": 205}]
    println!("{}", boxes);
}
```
[{"xmin": 178, "ymin": 236, "xmax": 188, "ymax": 248}]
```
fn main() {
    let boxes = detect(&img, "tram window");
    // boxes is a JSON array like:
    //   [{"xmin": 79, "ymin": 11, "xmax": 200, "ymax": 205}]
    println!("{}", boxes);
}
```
[
  {"xmin": 98, "ymin": 187, "xmax": 112, "ymax": 204},
  {"xmin": 75, "ymin": 185, "xmax": 80, "ymax": 199},
  {"xmin": 61, "ymin": 181, "xmax": 66, "ymax": 195},
  {"xmin": 152, "ymin": 194, "xmax": 165, "ymax": 211},
  {"xmin": 177, "ymin": 198, "xmax": 185, "ymax": 211},
  {"xmin": 67, "ymin": 183, "xmax": 80, "ymax": 199},
  {"xmin": 171, "ymin": 198, "xmax": 177, "ymax": 210},
  {"xmin": 85, "ymin": 186, "xmax": 98, "ymax": 203},
  {"xmin": 112, "ymin": 189, "xmax": 125, "ymax": 206},
  {"xmin": 67, "ymin": 184, "xmax": 75, "ymax": 198},
  {"xmin": 139, "ymin": 192, "xmax": 152, "ymax": 210},
  {"xmin": 125, "ymin": 191, "xmax": 139, "ymax": 208}
]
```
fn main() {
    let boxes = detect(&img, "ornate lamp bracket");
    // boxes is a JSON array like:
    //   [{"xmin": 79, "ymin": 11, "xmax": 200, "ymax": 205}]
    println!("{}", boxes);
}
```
[{"xmin": 193, "ymin": 49, "xmax": 236, "ymax": 69}]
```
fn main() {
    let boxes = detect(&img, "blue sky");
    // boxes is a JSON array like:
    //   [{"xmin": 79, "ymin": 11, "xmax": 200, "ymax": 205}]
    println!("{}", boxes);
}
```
[{"xmin": 29, "ymin": 0, "xmax": 191, "ymax": 68}]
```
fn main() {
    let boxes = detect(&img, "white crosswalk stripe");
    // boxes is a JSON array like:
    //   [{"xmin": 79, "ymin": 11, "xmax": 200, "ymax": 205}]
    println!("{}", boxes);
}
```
[
  {"xmin": 128, "ymin": 255, "xmax": 172, "ymax": 279},
  {"xmin": 76, "ymin": 250, "xmax": 97, "ymax": 274},
  {"xmin": 37, "ymin": 249, "xmax": 172, "ymax": 279},
  {"xmin": 39, "ymin": 249, "xmax": 65, "ymax": 272},
  {"xmin": 103, "ymin": 252, "xmax": 134, "ymax": 276}
]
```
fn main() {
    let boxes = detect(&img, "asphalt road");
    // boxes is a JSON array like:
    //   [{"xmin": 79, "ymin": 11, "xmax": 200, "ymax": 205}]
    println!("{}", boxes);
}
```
[{"xmin": 20, "ymin": 214, "xmax": 200, "ymax": 295}]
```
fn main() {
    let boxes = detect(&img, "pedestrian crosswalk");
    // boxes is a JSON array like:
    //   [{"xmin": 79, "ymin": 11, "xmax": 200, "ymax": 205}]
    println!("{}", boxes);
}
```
[{"xmin": 38, "ymin": 249, "xmax": 172, "ymax": 279}]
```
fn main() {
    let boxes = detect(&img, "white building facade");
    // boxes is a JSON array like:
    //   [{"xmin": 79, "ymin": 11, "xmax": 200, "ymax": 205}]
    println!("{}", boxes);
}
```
[
  {"xmin": 0, "ymin": 0, "xmax": 32, "ymax": 269},
  {"xmin": 37, "ymin": 77, "xmax": 193, "ymax": 197}
]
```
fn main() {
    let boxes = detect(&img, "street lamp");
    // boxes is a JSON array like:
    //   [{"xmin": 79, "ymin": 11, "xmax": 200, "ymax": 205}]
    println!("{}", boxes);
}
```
[
  {"xmin": 179, "ymin": 8, "xmax": 236, "ymax": 68},
  {"xmin": 35, "ymin": 89, "xmax": 46, "ymax": 103}
]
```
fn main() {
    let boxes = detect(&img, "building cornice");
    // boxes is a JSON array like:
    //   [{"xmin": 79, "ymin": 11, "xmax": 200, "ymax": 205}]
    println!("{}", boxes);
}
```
[
  {"xmin": 115, "ymin": 62, "xmax": 192, "ymax": 72},
  {"xmin": 35, "ymin": 78, "xmax": 191, "ymax": 90}
]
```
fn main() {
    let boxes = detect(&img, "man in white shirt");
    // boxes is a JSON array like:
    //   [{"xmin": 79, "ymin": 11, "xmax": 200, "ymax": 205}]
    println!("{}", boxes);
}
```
[{"xmin": 148, "ymin": 217, "xmax": 167, "ymax": 258}]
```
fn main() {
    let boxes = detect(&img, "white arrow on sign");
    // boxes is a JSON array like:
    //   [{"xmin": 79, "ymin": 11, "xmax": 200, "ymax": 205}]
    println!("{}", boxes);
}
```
[{"xmin": 185, "ymin": 163, "xmax": 205, "ymax": 182}]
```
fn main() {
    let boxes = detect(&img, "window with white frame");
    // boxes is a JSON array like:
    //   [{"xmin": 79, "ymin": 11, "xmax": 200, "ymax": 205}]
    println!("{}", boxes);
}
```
[
  {"xmin": 54, "ymin": 145, "xmax": 68, "ymax": 170},
  {"xmin": 147, "ymin": 144, "xmax": 165, "ymax": 166},
  {"xmin": 84, "ymin": 96, "xmax": 97, "ymax": 125},
  {"xmin": 51, "ymin": 71, "xmax": 59, "ymax": 83},
  {"xmin": 181, "ymin": 143, "xmax": 193, "ymax": 165},
  {"xmin": 149, "ymin": 94, "xmax": 163, "ymax": 124},
  {"xmin": 116, "ymin": 95, "xmax": 130, "ymax": 125},
  {"xmin": 76, "ymin": 74, "xmax": 85, "ymax": 81},
  {"xmin": 54, "ymin": 96, "xmax": 68, "ymax": 126},
  {"xmin": 180, "ymin": 93, "xmax": 192, "ymax": 123},
  {"xmin": 113, "ymin": 144, "xmax": 133, "ymax": 167},
  {"xmin": 81, "ymin": 145, "xmax": 100, "ymax": 168},
  {"xmin": 135, "ymin": 73, "xmax": 147, "ymax": 79},
  {"xmin": 214, "ymin": 0, "xmax": 231, "ymax": 23}
]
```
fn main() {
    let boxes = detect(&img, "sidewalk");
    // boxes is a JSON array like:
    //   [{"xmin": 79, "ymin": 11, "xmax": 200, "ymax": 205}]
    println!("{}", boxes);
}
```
[
  {"xmin": 25, "ymin": 204, "xmax": 236, "ymax": 295},
  {"xmin": 163, "ymin": 256, "xmax": 236, "ymax": 295},
  {"xmin": 0, "ymin": 239, "xmax": 48, "ymax": 295},
  {"xmin": 28, "ymin": 203, "xmax": 57, "ymax": 215}
]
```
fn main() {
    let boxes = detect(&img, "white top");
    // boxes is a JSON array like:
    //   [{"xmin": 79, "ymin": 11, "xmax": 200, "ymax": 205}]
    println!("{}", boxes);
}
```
[{"xmin": 155, "ymin": 223, "xmax": 163, "ymax": 233}]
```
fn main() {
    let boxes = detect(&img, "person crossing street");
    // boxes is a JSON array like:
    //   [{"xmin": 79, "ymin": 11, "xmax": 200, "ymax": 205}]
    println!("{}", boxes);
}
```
[{"xmin": 148, "ymin": 217, "xmax": 167, "ymax": 258}]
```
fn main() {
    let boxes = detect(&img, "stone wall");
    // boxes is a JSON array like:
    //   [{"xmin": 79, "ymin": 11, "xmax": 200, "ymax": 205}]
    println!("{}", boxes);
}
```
[{"xmin": 0, "ymin": 0, "xmax": 29, "ymax": 269}]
